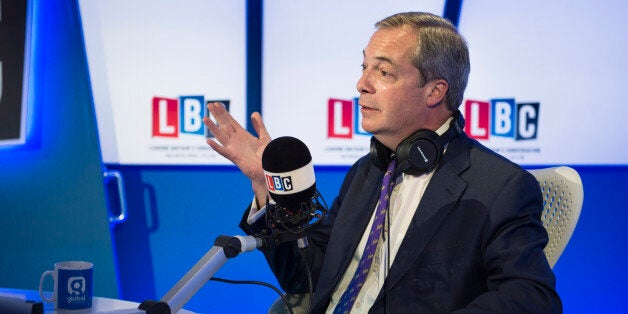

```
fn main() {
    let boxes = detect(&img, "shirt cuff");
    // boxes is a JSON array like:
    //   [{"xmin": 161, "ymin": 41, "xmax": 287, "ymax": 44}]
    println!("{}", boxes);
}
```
[{"xmin": 247, "ymin": 196, "xmax": 273, "ymax": 225}]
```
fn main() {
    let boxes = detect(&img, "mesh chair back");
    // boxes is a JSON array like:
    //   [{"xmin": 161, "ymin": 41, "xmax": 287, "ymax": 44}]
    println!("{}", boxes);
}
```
[{"xmin": 529, "ymin": 166, "xmax": 584, "ymax": 268}]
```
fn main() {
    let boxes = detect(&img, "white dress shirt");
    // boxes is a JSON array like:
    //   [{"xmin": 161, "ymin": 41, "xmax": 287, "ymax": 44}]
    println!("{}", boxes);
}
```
[{"xmin": 326, "ymin": 119, "xmax": 452, "ymax": 313}]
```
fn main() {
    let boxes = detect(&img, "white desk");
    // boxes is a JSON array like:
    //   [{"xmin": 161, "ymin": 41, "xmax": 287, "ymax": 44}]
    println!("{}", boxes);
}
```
[{"xmin": 0, "ymin": 288, "xmax": 195, "ymax": 314}]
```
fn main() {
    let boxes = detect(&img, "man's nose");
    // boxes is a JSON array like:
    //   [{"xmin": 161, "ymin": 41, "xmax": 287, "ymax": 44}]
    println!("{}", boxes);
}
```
[{"xmin": 356, "ymin": 72, "xmax": 374, "ymax": 94}]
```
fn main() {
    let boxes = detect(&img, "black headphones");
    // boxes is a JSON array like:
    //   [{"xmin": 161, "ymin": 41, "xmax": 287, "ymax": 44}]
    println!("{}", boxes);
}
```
[{"xmin": 370, "ymin": 110, "xmax": 465, "ymax": 176}]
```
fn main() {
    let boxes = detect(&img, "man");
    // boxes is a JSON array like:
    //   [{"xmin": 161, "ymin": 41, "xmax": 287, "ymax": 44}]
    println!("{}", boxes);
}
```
[{"xmin": 204, "ymin": 12, "xmax": 561, "ymax": 313}]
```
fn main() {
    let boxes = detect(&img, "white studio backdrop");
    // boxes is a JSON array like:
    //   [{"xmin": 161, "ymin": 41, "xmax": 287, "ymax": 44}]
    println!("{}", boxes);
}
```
[
  {"xmin": 79, "ymin": 1, "xmax": 628, "ymax": 166},
  {"xmin": 458, "ymin": 0, "xmax": 628, "ymax": 165},
  {"xmin": 263, "ymin": 1, "xmax": 628, "ymax": 165},
  {"xmin": 79, "ymin": 0, "xmax": 246, "ymax": 165},
  {"xmin": 262, "ymin": 0, "xmax": 446, "ymax": 165}
]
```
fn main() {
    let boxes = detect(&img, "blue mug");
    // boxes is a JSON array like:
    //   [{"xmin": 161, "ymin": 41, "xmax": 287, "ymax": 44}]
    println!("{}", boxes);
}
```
[{"xmin": 39, "ymin": 261, "xmax": 93, "ymax": 310}]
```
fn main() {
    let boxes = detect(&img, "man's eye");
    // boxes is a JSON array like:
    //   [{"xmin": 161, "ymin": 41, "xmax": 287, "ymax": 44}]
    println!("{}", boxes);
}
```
[
  {"xmin": 381, "ymin": 70, "xmax": 389, "ymax": 77},
  {"xmin": 360, "ymin": 64, "xmax": 367, "ymax": 71}
]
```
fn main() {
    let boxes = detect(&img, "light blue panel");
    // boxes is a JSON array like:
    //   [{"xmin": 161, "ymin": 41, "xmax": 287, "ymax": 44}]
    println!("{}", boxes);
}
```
[{"xmin": 0, "ymin": 0, "xmax": 117, "ymax": 298}]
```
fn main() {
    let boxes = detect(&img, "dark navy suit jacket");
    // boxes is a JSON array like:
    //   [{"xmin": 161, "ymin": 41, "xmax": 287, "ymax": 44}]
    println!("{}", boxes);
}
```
[{"xmin": 241, "ymin": 133, "xmax": 562, "ymax": 313}]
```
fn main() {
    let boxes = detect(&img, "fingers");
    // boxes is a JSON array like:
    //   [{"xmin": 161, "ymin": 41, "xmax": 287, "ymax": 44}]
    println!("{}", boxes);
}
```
[
  {"xmin": 206, "ymin": 138, "xmax": 231, "ymax": 158},
  {"xmin": 203, "ymin": 115, "xmax": 219, "ymax": 136},
  {"xmin": 204, "ymin": 102, "xmax": 238, "ymax": 145},
  {"xmin": 203, "ymin": 116, "xmax": 228, "ymax": 150},
  {"xmin": 208, "ymin": 102, "xmax": 242, "ymax": 133},
  {"xmin": 251, "ymin": 112, "xmax": 271, "ymax": 142}
]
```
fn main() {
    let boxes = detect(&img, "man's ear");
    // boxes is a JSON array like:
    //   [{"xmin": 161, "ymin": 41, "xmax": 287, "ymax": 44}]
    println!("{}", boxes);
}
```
[{"xmin": 426, "ymin": 80, "xmax": 448, "ymax": 108}]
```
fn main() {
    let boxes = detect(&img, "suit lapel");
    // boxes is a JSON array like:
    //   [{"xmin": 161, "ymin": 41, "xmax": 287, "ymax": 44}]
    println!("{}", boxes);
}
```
[
  {"xmin": 315, "ymin": 164, "xmax": 383, "ymax": 300},
  {"xmin": 376, "ymin": 136, "xmax": 472, "ymax": 302}
]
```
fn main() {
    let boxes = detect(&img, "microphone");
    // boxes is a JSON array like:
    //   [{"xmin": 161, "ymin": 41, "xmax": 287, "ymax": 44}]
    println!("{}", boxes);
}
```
[{"xmin": 261, "ymin": 136, "xmax": 328, "ymax": 244}]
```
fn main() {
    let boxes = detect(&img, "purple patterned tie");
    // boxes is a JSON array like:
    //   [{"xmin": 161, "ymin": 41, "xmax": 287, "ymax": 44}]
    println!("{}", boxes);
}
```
[{"xmin": 333, "ymin": 159, "xmax": 397, "ymax": 314}]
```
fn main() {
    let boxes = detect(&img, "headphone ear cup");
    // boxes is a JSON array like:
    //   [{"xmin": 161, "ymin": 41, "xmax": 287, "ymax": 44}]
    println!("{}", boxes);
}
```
[
  {"xmin": 396, "ymin": 130, "xmax": 440, "ymax": 175},
  {"xmin": 370, "ymin": 137, "xmax": 392, "ymax": 171}
]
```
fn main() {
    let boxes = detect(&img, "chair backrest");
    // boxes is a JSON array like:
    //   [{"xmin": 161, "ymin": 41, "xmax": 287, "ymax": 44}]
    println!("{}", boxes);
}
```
[{"xmin": 528, "ymin": 166, "xmax": 584, "ymax": 268}]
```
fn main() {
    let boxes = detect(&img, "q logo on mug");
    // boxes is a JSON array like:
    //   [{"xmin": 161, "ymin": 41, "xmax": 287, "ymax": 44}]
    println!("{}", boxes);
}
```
[
  {"xmin": 68, "ymin": 276, "xmax": 86, "ymax": 295},
  {"xmin": 39, "ymin": 261, "xmax": 93, "ymax": 310}
]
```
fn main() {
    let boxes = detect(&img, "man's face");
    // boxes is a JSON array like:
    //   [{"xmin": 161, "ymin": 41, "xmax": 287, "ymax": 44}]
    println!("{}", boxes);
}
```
[{"xmin": 357, "ymin": 27, "xmax": 434, "ymax": 149}]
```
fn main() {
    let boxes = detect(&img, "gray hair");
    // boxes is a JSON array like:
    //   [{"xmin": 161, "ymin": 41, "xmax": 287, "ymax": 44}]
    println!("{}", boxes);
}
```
[{"xmin": 375, "ymin": 12, "xmax": 470, "ymax": 111}]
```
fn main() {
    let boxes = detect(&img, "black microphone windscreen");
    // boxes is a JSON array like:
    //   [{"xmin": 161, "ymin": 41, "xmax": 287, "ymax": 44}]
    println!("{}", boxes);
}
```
[{"xmin": 262, "ymin": 136, "xmax": 316, "ymax": 207}]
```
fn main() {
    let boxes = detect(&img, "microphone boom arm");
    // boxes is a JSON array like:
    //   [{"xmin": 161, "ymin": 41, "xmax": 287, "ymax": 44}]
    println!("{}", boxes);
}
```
[{"xmin": 139, "ymin": 235, "xmax": 262, "ymax": 313}]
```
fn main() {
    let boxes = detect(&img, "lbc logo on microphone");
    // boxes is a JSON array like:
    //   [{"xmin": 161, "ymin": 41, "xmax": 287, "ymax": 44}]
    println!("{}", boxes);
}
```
[
  {"xmin": 152, "ymin": 96, "xmax": 230, "ymax": 138},
  {"xmin": 464, "ymin": 98, "xmax": 540, "ymax": 141},
  {"xmin": 266, "ymin": 175, "xmax": 293, "ymax": 192}
]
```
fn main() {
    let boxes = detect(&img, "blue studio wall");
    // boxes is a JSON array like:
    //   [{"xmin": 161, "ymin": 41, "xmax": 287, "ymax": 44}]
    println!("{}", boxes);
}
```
[
  {"xmin": 0, "ymin": 0, "xmax": 118, "ymax": 298},
  {"xmin": 1, "ymin": 0, "xmax": 627, "ymax": 313}
]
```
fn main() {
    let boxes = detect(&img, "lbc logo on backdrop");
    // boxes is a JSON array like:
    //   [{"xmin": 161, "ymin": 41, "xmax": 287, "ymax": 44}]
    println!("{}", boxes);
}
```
[
  {"xmin": 151, "ymin": 96, "xmax": 229, "ymax": 138},
  {"xmin": 328, "ymin": 96, "xmax": 539, "ymax": 141},
  {"xmin": 327, "ymin": 97, "xmax": 370, "ymax": 139},
  {"xmin": 464, "ymin": 98, "xmax": 539, "ymax": 141}
]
